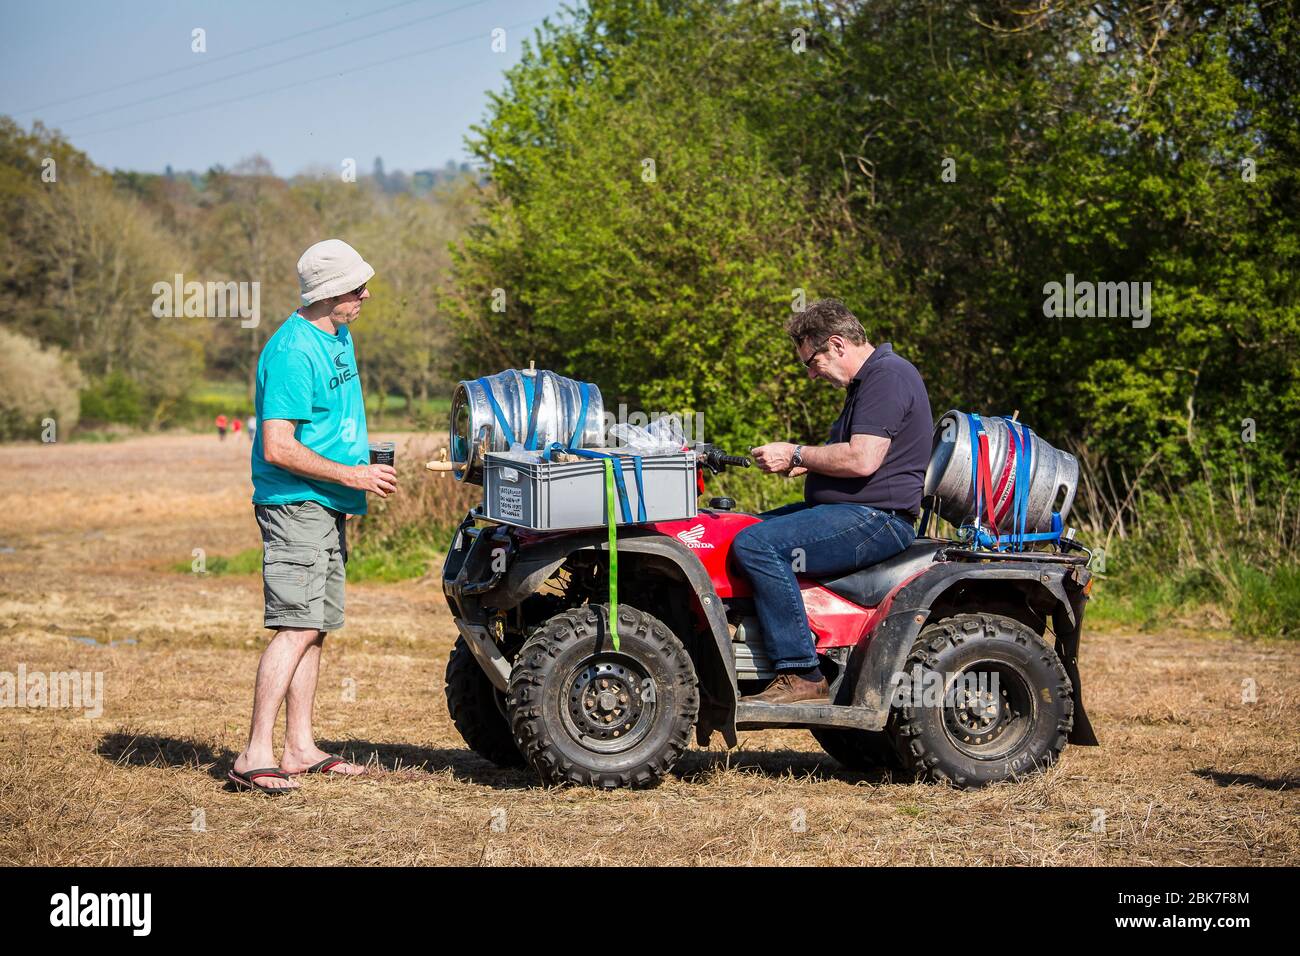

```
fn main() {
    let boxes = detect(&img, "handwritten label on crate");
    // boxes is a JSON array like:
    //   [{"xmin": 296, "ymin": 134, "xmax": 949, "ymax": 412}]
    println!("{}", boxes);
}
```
[{"xmin": 497, "ymin": 483, "xmax": 523, "ymax": 521}]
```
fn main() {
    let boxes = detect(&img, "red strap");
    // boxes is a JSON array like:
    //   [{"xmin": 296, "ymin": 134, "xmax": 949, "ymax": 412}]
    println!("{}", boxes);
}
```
[
  {"xmin": 991, "ymin": 433, "xmax": 1018, "ymax": 524},
  {"xmin": 976, "ymin": 432, "xmax": 999, "ymax": 533}
]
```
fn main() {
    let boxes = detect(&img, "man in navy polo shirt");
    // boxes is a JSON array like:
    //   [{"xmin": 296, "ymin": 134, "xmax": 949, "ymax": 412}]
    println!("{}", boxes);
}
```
[{"xmin": 736, "ymin": 299, "xmax": 933, "ymax": 704}]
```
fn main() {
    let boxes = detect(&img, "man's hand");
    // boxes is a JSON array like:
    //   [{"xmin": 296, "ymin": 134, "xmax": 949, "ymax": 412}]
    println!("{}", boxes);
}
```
[
  {"xmin": 751, "ymin": 442, "xmax": 798, "ymax": 474},
  {"xmin": 345, "ymin": 464, "xmax": 398, "ymax": 498}
]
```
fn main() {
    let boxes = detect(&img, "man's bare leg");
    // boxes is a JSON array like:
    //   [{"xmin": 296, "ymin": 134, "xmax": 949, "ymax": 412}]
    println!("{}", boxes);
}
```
[
  {"xmin": 280, "ymin": 632, "xmax": 365, "ymax": 775},
  {"xmin": 232, "ymin": 627, "xmax": 322, "ymax": 791}
]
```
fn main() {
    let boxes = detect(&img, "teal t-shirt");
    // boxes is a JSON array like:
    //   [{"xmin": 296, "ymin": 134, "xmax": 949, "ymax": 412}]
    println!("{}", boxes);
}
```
[{"xmin": 251, "ymin": 312, "xmax": 370, "ymax": 514}]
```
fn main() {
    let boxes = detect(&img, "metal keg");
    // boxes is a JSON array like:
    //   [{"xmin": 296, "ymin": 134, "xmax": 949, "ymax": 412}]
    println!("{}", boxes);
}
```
[
  {"xmin": 924, "ymin": 409, "xmax": 1078, "ymax": 534},
  {"xmin": 449, "ymin": 369, "xmax": 605, "ymax": 484}
]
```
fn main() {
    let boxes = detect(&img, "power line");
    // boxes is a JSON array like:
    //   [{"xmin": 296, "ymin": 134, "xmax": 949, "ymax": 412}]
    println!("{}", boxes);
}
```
[
  {"xmin": 72, "ymin": 15, "xmax": 549, "ymax": 140},
  {"xmin": 11, "ymin": 0, "xmax": 431, "ymax": 117},
  {"xmin": 49, "ymin": 0, "xmax": 498, "ymax": 128}
]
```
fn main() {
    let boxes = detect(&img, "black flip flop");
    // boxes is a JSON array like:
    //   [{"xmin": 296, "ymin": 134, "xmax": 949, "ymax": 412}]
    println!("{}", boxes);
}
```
[{"xmin": 227, "ymin": 767, "xmax": 297, "ymax": 796}]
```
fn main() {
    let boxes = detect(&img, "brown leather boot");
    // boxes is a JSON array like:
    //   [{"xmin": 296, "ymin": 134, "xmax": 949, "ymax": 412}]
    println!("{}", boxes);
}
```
[{"xmin": 741, "ymin": 672, "xmax": 830, "ymax": 705}]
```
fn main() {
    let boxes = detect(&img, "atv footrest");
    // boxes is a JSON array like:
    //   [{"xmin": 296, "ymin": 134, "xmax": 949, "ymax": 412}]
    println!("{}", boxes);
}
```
[{"xmin": 734, "ymin": 701, "xmax": 881, "ymax": 732}]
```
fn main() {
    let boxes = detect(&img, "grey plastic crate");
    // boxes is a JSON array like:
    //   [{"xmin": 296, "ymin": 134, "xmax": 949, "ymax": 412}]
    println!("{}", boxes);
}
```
[{"xmin": 482, "ymin": 451, "xmax": 697, "ymax": 530}]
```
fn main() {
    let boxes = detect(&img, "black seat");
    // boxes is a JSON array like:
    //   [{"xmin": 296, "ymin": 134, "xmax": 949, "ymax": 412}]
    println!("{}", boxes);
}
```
[{"xmin": 814, "ymin": 538, "xmax": 947, "ymax": 608}]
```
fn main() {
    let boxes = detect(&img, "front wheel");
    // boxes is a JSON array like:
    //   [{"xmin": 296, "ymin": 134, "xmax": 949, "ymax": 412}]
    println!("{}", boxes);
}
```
[
  {"xmin": 891, "ymin": 613, "xmax": 1073, "ymax": 787},
  {"xmin": 507, "ymin": 604, "xmax": 698, "ymax": 789}
]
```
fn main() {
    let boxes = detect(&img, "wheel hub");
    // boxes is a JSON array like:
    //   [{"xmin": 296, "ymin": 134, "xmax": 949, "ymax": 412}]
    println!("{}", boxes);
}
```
[
  {"xmin": 562, "ymin": 658, "xmax": 654, "ymax": 754},
  {"xmin": 941, "ymin": 662, "xmax": 1034, "ymax": 759},
  {"xmin": 949, "ymin": 681, "xmax": 1009, "ymax": 741}
]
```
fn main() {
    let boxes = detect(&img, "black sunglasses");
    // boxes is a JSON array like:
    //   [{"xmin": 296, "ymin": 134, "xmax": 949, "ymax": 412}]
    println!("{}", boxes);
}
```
[{"xmin": 799, "ymin": 340, "xmax": 829, "ymax": 368}]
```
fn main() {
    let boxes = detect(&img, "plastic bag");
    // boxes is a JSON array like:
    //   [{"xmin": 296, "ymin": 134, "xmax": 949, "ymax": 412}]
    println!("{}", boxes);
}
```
[
  {"xmin": 494, "ymin": 442, "xmax": 543, "ymax": 463},
  {"xmin": 609, "ymin": 415, "xmax": 688, "ymax": 456}
]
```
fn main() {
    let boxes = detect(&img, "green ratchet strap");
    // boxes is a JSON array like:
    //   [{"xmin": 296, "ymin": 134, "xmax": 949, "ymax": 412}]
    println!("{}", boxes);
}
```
[{"xmin": 603, "ymin": 457, "xmax": 619, "ymax": 651}]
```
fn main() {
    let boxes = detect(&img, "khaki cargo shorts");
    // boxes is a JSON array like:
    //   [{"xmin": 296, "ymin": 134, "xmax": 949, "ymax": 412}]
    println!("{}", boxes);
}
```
[{"xmin": 254, "ymin": 501, "xmax": 349, "ymax": 631}]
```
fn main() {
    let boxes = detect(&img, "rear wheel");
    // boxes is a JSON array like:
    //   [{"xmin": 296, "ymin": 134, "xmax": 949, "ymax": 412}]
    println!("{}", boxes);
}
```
[
  {"xmin": 445, "ymin": 636, "xmax": 526, "ymax": 767},
  {"xmin": 891, "ymin": 613, "xmax": 1073, "ymax": 787},
  {"xmin": 811, "ymin": 727, "xmax": 903, "ymax": 771},
  {"xmin": 508, "ymin": 604, "xmax": 698, "ymax": 789}
]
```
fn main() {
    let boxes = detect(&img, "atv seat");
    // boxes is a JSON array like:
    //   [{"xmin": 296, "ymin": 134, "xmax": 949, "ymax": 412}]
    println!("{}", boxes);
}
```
[{"xmin": 815, "ymin": 538, "xmax": 947, "ymax": 608}]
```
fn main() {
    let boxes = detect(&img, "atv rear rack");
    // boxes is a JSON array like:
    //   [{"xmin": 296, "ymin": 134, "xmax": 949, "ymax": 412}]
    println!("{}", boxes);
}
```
[{"xmin": 938, "ymin": 548, "xmax": 1089, "ymax": 565}]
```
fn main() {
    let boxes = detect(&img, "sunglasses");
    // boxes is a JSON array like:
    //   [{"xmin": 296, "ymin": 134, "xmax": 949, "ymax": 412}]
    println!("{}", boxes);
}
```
[
  {"xmin": 799, "ymin": 340, "xmax": 829, "ymax": 368},
  {"xmin": 349, "ymin": 283, "xmax": 367, "ymax": 297}
]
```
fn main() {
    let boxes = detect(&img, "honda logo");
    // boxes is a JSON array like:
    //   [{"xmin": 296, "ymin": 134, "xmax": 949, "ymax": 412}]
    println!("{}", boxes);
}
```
[{"xmin": 676, "ymin": 524, "xmax": 713, "ymax": 549}]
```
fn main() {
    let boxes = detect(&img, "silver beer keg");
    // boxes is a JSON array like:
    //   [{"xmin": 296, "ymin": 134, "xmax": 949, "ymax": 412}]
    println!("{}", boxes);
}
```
[
  {"xmin": 924, "ymin": 410, "xmax": 1078, "ymax": 535},
  {"xmin": 450, "ymin": 369, "xmax": 604, "ymax": 484}
]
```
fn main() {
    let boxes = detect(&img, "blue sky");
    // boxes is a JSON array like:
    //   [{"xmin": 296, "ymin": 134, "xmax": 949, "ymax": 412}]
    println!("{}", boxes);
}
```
[{"xmin": 0, "ymin": 0, "xmax": 574, "ymax": 176}]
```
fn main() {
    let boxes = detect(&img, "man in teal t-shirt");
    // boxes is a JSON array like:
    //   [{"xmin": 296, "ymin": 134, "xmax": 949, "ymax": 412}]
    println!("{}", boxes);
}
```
[
  {"xmin": 230, "ymin": 239, "xmax": 398, "ymax": 796},
  {"xmin": 252, "ymin": 308, "xmax": 371, "ymax": 513}
]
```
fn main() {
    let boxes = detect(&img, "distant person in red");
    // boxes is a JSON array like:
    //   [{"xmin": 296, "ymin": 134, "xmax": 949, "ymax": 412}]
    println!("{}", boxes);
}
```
[
  {"xmin": 232, "ymin": 417, "xmax": 243, "ymax": 438},
  {"xmin": 216, "ymin": 413, "xmax": 228, "ymax": 441}
]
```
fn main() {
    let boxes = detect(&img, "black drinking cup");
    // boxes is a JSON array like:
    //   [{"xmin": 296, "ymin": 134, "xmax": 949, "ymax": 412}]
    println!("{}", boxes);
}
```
[{"xmin": 368, "ymin": 441, "xmax": 395, "ymax": 467}]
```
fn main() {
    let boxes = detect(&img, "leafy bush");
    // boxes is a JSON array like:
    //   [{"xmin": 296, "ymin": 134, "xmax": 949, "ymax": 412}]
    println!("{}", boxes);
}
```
[
  {"xmin": 79, "ymin": 372, "xmax": 146, "ymax": 426},
  {"xmin": 452, "ymin": 0, "xmax": 1297, "ymax": 500},
  {"xmin": 0, "ymin": 326, "xmax": 81, "ymax": 440}
]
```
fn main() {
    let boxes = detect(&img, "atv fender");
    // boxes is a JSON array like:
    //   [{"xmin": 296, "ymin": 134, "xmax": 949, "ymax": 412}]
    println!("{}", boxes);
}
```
[
  {"xmin": 845, "ymin": 560, "xmax": 1097, "ymax": 745},
  {"xmin": 494, "ymin": 528, "xmax": 740, "ymax": 748}
]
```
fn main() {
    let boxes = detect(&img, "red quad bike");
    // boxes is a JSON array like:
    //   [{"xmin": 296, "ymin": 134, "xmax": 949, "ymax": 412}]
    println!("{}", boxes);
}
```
[{"xmin": 442, "ymin": 444, "xmax": 1098, "ymax": 789}]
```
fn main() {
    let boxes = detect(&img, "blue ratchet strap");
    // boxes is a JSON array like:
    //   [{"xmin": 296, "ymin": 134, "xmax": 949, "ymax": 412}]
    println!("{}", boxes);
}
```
[
  {"xmin": 477, "ymin": 377, "xmax": 517, "ymax": 447},
  {"xmin": 972, "ymin": 507, "xmax": 1063, "ymax": 550},
  {"xmin": 1002, "ymin": 417, "xmax": 1028, "ymax": 551},
  {"xmin": 967, "ymin": 413, "xmax": 984, "ymax": 543},
  {"xmin": 566, "ymin": 448, "xmax": 645, "ymax": 524},
  {"xmin": 521, "ymin": 372, "xmax": 538, "ymax": 450},
  {"xmin": 569, "ymin": 381, "xmax": 590, "ymax": 449},
  {"xmin": 974, "ymin": 526, "xmax": 1063, "ymax": 548},
  {"xmin": 966, "ymin": 413, "xmax": 1065, "ymax": 552},
  {"xmin": 631, "ymin": 454, "xmax": 646, "ymax": 523},
  {"xmin": 1014, "ymin": 420, "xmax": 1034, "ymax": 550},
  {"xmin": 1000, "ymin": 419, "xmax": 1017, "ymax": 550}
]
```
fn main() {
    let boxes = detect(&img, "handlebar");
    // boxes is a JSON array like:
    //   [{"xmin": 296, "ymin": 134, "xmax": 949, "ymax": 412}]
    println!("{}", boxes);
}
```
[
  {"xmin": 695, "ymin": 443, "xmax": 751, "ymax": 473},
  {"xmin": 714, "ymin": 452, "xmax": 751, "ymax": 468}
]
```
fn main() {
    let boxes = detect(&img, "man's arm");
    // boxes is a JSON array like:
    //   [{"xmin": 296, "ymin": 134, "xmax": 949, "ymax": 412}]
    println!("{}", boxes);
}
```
[
  {"xmin": 751, "ymin": 435, "xmax": 890, "ymax": 479},
  {"xmin": 262, "ymin": 419, "xmax": 397, "ymax": 498}
]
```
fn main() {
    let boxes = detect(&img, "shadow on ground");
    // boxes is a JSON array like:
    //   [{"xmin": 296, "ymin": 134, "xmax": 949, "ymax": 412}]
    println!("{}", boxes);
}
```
[
  {"xmin": 94, "ymin": 732, "xmax": 532, "ymax": 788},
  {"xmin": 95, "ymin": 732, "xmax": 893, "ymax": 789},
  {"xmin": 1193, "ymin": 768, "xmax": 1298, "ymax": 791}
]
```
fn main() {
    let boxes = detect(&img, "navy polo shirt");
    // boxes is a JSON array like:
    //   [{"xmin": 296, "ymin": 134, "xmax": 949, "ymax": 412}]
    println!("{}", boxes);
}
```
[{"xmin": 803, "ymin": 342, "xmax": 933, "ymax": 516}]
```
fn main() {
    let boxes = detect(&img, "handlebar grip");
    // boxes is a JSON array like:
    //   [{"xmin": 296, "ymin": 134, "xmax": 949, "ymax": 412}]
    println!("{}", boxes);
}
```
[{"xmin": 718, "ymin": 454, "xmax": 751, "ymax": 467}]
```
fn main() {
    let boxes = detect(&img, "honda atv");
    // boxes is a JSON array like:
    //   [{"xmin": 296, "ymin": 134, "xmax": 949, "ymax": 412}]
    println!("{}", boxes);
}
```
[{"xmin": 441, "ymin": 444, "xmax": 1098, "ymax": 789}]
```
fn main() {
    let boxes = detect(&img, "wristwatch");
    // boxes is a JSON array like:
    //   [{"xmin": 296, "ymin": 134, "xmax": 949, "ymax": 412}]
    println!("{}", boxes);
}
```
[{"xmin": 791, "ymin": 445, "xmax": 804, "ymax": 468}]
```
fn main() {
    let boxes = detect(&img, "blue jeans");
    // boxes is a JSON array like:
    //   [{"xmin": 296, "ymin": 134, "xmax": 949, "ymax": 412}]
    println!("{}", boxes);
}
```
[{"xmin": 731, "ymin": 502, "xmax": 916, "ymax": 670}]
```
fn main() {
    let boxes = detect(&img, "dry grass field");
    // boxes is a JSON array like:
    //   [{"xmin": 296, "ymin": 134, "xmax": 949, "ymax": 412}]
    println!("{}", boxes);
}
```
[{"xmin": 1, "ymin": 433, "xmax": 1297, "ymax": 866}]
